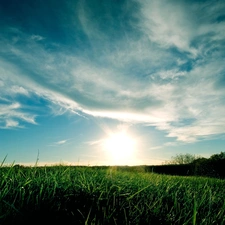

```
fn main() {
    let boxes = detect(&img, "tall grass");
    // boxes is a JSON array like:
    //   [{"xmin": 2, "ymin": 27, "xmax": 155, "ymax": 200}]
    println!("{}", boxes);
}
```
[{"xmin": 0, "ymin": 164, "xmax": 225, "ymax": 224}]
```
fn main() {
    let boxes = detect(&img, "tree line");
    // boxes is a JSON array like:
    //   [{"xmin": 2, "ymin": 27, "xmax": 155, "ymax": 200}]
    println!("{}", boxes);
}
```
[{"xmin": 145, "ymin": 152, "xmax": 225, "ymax": 178}]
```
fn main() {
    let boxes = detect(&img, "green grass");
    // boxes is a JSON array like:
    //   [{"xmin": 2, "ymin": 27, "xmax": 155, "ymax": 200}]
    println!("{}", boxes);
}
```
[{"xmin": 0, "ymin": 165, "xmax": 225, "ymax": 225}]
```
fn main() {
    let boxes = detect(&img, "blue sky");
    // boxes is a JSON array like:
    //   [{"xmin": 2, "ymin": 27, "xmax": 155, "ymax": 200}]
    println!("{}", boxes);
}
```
[{"xmin": 1, "ymin": 0, "xmax": 225, "ymax": 166}]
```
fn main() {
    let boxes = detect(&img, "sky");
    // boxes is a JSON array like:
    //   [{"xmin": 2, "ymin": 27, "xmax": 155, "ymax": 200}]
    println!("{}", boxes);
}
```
[{"xmin": 1, "ymin": 0, "xmax": 225, "ymax": 166}]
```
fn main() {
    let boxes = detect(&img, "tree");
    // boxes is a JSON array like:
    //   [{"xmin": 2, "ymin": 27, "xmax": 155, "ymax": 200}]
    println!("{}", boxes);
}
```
[
  {"xmin": 210, "ymin": 152, "xmax": 225, "ymax": 161},
  {"xmin": 191, "ymin": 152, "xmax": 225, "ymax": 178},
  {"xmin": 166, "ymin": 153, "xmax": 198, "ymax": 165}
]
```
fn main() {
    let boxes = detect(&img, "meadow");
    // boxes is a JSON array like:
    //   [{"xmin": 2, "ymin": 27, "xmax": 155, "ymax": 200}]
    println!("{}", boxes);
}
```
[{"xmin": 0, "ymin": 164, "xmax": 225, "ymax": 225}]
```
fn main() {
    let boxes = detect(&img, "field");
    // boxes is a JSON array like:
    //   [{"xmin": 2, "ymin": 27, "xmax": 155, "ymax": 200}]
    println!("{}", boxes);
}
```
[{"xmin": 0, "ymin": 164, "xmax": 225, "ymax": 225}]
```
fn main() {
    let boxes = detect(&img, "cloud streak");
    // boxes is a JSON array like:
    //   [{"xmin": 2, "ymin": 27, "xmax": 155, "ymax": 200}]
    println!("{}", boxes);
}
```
[
  {"xmin": 0, "ymin": 102, "xmax": 37, "ymax": 129},
  {"xmin": 55, "ymin": 140, "xmax": 68, "ymax": 145}
]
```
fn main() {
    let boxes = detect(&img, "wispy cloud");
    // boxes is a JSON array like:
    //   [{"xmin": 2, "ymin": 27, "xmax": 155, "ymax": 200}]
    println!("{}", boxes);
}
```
[
  {"xmin": 0, "ymin": 102, "xmax": 37, "ymax": 129},
  {"xmin": 86, "ymin": 139, "xmax": 103, "ymax": 146},
  {"xmin": 48, "ymin": 139, "xmax": 69, "ymax": 147},
  {"xmin": 11, "ymin": 85, "xmax": 29, "ymax": 96},
  {"xmin": 5, "ymin": 119, "xmax": 20, "ymax": 129},
  {"xmin": 56, "ymin": 140, "xmax": 68, "ymax": 145},
  {"xmin": 0, "ymin": 0, "xmax": 225, "ymax": 143},
  {"xmin": 30, "ymin": 34, "xmax": 45, "ymax": 41}
]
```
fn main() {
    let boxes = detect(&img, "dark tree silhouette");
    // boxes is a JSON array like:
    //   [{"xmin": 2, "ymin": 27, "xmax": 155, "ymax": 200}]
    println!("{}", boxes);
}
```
[{"xmin": 166, "ymin": 153, "xmax": 199, "ymax": 165}]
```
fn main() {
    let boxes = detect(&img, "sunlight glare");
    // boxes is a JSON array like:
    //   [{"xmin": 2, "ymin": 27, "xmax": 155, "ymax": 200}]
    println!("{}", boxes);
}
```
[{"xmin": 103, "ymin": 132, "xmax": 137, "ymax": 165}]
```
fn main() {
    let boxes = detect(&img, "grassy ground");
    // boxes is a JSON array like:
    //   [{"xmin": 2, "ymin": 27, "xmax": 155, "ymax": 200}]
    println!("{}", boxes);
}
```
[{"xmin": 0, "ymin": 165, "xmax": 225, "ymax": 225}]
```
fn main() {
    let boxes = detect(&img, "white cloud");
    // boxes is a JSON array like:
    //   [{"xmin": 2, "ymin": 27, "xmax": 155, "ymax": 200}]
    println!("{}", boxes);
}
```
[
  {"xmin": 56, "ymin": 140, "xmax": 67, "ymax": 145},
  {"xmin": 48, "ymin": 139, "xmax": 69, "ymax": 147},
  {"xmin": 140, "ymin": 0, "xmax": 225, "ymax": 59},
  {"xmin": 11, "ymin": 85, "xmax": 29, "ymax": 96},
  {"xmin": 1, "ymin": 34, "xmax": 225, "ymax": 141},
  {"xmin": 1, "ymin": 0, "xmax": 225, "ymax": 144},
  {"xmin": 0, "ymin": 101, "xmax": 37, "ymax": 129},
  {"xmin": 140, "ymin": 0, "xmax": 198, "ymax": 56},
  {"xmin": 5, "ymin": 119, "xmax": 20, "ymax": 128},
  {"xmin": 30, "ymin": 34, "xmax": 45, "ymax": 41},
  {"xmin": 157, "ymin": 69, "xmax": 186, "ymax": 80},
  {"xmin": 86, "ymin": 139, "xmax": 103, "ymax": 146}
]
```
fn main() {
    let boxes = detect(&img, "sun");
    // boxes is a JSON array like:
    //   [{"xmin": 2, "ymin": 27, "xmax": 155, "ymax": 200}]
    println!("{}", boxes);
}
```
[{"xmin": 103, "ymin": 132, "xmax": 136, "ymax": 165}]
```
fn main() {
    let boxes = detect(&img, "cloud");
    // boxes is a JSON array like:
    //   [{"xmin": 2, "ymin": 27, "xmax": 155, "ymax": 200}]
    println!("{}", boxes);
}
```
[
  {"xmin": 140, "ymin": 0, "xmax": 225, "ymax": 62},
  {"xmin": 5, "ymin": 119, "xmax": 20, "ymax": 128},
  {"xmin": 0, "ymin": 0, "xmax": 225, "ymax": 143},
  {"xmin": 30, "ymin": 34, "xmax": 45, "ymax": 41},
  {"xmin": 0, "ymin": 61, "xmax": 38, "ymax": 128},
  {"xmin": 0, "ymin": 102, "xmax": 37, "ymax": 129},
  {"xmin": 56, "ymin": 140, "xmax": 67, "ymax": 145},
  {"xmin": 86, "ymin": 139, "xmax": 103, "ymax": 146},
  {"xmin": 48, "ymin": 139, "xmax": 69, "ymax": 147},
  {"xmin": 140, "ymin": 1, "xmax": 197, "ymax": 55},
  {"xmin": 11, "ymin": 85, "xmax": 29, "ymax": 96}
]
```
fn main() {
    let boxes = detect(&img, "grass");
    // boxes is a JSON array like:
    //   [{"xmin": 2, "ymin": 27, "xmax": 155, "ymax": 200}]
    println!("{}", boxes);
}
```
[{"xmin": 0, "ymin": 164, "xmax": 225, "ymax": 225}]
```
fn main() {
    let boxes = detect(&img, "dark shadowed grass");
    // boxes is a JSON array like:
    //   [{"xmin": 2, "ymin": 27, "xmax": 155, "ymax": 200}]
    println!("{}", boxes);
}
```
[{"xmin": 0, "ymin": 164, "xmax": 225, "ymax": 225}]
